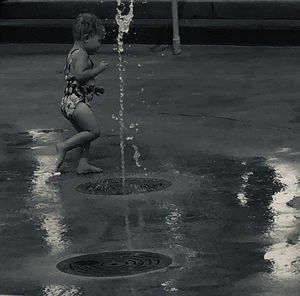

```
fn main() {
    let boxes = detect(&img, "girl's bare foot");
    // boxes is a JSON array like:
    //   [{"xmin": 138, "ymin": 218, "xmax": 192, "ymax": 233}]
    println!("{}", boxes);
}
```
[
  {"xmin": 76, "ymin": 163, "xmax": 103, "ymax": 175},
  {"xmin": 56, "ymin": 143, "xmax": 67, "ymax": 169}
]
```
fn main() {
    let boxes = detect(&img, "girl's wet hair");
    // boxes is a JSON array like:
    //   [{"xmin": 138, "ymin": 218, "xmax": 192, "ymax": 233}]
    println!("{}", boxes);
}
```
[{"xmin": 72, "ymin": 13, "xmax": 105, "ymax": 41}]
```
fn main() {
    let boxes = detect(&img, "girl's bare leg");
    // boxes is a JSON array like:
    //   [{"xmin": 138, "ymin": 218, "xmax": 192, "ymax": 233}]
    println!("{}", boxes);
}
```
[
  {"xmin": 56, "ymin": 102, "xmax": 100, "ymax": 169},
  {"xmin": 56, "ymin": 132, "xmax": 95, "ymax": 168},
  {"xmin": 76, "ymin": 142, "xmax": 103, "ymax": 174},
  {"xmin": 70, "ymin": 112, "xmax": 103, "ymax": 174}
]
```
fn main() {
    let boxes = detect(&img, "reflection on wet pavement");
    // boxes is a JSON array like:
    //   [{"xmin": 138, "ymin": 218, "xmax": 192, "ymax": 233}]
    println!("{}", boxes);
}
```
[
  {"xmin": 27, "ymin": 129, "xmax": 70, "ymax": 255},
  {"xmin": 161, "ymin": 279, "xmax": 179, "ymax": 293},
  {"xmin": 42, "ymin": 285, "xmax": 83, "ymax": 296},
  {"xmin": 162, "ymin": 201, "xmax": 196, "ymax": 262},
  {"xmin": 264, "ymin": 157, "xmax": 300, "ymax": 278},
  {"xmin": 29, "ymin": 153, "xmax": 70, "ymax": 254},
  {"xmin": 0, "ymin": 126, "xmax": 300, "ymax": 294},
  {"xmin": 236, "ymin": 164, "xmax": 253, "ymax": 207}
]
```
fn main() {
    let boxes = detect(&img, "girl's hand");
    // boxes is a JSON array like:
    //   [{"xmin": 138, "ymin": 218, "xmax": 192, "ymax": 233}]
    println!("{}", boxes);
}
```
[
  {"xmin": 97, "ymin": 61, "xmax": 109, "ymax": 72},
  {"xmin": 94, "ymin": 87, "xmax": 105, "ymax": 96}
]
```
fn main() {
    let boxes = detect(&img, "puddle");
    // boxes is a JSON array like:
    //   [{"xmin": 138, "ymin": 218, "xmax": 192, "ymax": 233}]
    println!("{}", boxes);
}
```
[
  {"xmin": 0, "ymin": 127, "xmax": 70, "ymax": 255},
  {"xmin": 1, "ymin": 123, "xmax": 300, "ymax": 290},
  {"xmin": 3, "ymin": 129, "xmax": 66, "ymax": 152},
  {"xmin": 263, "ymin": 158, "xmax": 300, "ymax": 279}
]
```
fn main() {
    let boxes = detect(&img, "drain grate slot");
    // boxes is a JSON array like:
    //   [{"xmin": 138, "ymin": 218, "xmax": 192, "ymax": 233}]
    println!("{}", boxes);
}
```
[
  {"xmin": 76, "ymin": 177, "xmax": 172, "ymax": 195},
  {"xmin": 57, "ymin": 251, "xmax": 172, "ymax": 277}
]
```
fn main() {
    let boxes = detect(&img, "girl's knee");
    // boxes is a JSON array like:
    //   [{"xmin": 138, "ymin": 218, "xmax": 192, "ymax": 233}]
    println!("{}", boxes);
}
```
[{"xmin": 90, "ymin": 127, "xmax": 100, "ymax": 139}]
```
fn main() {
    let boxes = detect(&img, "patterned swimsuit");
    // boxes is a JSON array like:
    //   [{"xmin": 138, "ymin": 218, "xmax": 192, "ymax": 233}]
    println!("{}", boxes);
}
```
[{"xmin": 60, "ymin": 48, "xmax": 95, "ymax": 119}]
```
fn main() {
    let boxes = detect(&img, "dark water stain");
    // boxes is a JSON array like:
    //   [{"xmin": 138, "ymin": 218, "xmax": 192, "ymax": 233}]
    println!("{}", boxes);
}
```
[
  {"xmin": 290, "ymin": 107, "xmax": 300, "ymax": 123},
  {"xmin": 3, "ymin": 132, "xmax": 33, "ymax": 147},
  {"xmin": 172, "ymin": 153, "xmax": 285, "ymax": 280},
  {"xmin": 158, "ymin": 112, "xmax": 238, "ymax": 121},
  {"xmin": 181, "ymin": 155, "xmax": 283, "ymax": 235},
  {"xmin": 2, "ymin": 128, "xmax": 66, "ymax": 152},
  {"xmin": 66, "ymin": 152, "xmax": 285, "ymax": 283},
  {"xmin": 0, "ymin": 123, "xmax": 15, "ymax": 129},
  {"xmin": 0, "ymin": 125, "xmax": 290, "ymax": 288},
  {"xmin": 289, "ymin": 115, "xmax": 300, "ymax": 123}
]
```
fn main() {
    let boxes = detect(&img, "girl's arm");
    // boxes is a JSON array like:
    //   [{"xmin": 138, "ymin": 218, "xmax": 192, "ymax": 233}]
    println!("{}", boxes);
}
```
[{"xmin": 72, "ymin": 51, "xmax": 105, "ymax": 83}]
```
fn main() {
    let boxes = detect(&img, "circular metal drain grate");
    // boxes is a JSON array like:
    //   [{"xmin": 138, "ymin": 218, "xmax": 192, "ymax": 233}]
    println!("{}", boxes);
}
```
[
  {"xmin": 76, "ymin": 177, "xmax": 172, "ymax": 195},
  {"xmin": 57, "ymin": 251, "xmax": 172, "ymax": 277}
]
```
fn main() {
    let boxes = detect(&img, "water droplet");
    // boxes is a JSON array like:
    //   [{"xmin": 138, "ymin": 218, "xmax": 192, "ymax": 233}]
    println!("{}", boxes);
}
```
[
  {"xmin": 132, "ymin": 145, "xmax": 141, "ymax": 167},
  {"xmin": 129, "ymin": 123, "xmax": 135, "ymax": 128},
  {"xmin": 112, "ymin": 114, "xmax": 119, "ymax": 121},
  {"xmin": 138, "ymin": 63, "xmax": 142, "ymax": 67},
  {"xmin": 277, "ymin": 147, "xmax": 291, "ymax": 153}
]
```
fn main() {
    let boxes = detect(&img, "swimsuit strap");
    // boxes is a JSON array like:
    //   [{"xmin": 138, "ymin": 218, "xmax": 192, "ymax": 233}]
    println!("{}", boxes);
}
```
[
  {"xmin": 89, "ymin": 56, "xmax": 94, "ymax": 68},
  {"xmin": 70, "ymin": 48, "xmax": 94, "ymax": 68},
  {"xmin": 65, "ymin": 48, "xmax": 94, "ymax": 73},
  {"xmin": 65, "ymin": 48, "xmax": 83, "ymax": 70},
  {"xmin": 69, "ymin": 47, "xmax": 84, "ymax": 56}
]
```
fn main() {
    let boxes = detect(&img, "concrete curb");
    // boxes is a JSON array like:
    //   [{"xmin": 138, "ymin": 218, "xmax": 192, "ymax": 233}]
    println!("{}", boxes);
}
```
[
  {"xmin": 0, "ymin": 0, "xmax": 211, "ymax": 19},
  {"xmin": 3, "ymin": 18, "xmax": 300, "ymax": 45},
  {"xmin": 3, "ymin": 0, "xmax": 300, "ymax": 20},
  {"xmin": 3, "ymin": 1, "xmax": 300, "ymax": 44}
]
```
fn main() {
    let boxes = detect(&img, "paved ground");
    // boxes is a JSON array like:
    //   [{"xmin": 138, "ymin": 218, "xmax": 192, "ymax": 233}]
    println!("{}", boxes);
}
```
[{"xmin": 0, "ymin": 43, "xmax": 300, "ymax": 295}]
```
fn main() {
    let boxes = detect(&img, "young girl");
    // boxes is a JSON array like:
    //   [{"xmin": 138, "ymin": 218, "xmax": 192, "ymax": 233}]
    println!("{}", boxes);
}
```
[{"xmin": 56, "ymin": 13, "xmax": 109, "ymax": 174}]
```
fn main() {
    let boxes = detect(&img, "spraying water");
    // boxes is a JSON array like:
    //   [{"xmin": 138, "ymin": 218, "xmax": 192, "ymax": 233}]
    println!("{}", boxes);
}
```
[
  {"xmin": 115, "ymin": 0, "xmax": 134, "ymax": 187},
  {"xmin": 132, "ymin": 145, "xmax": 141, "ymax": 167}
]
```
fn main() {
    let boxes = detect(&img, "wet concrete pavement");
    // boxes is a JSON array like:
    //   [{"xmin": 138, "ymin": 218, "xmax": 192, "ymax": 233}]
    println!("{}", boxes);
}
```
[{"xmin": 0, "ymin": 44, "xmax": 300, "ymax": 295}]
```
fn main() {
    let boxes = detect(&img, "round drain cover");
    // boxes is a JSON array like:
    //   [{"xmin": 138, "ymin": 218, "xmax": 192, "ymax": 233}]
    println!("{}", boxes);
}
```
[
  {"xmin": 76, "ymin": 177, "xmax": 172, "ymax": 195},
  {"xmin": 57, "ymin": 251, "xmax": 172, "ymax": 277}
]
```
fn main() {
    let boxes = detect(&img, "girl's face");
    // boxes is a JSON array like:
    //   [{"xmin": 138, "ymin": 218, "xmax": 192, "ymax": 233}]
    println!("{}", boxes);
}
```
[{"xmin": 84, "ymin": 34, "xmax": 102, "ymax": 54}]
